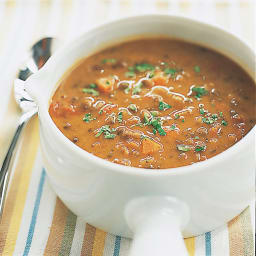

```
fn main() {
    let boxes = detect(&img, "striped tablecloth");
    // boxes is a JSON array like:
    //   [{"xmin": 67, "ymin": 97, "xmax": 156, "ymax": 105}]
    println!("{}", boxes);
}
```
[{"xmin": 0, "ymin": 0, "xmax": 255, "ymax": 255}]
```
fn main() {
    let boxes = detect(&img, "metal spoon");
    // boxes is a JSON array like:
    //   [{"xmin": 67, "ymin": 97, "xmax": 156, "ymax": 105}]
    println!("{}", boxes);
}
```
[{"xmin": 0, "ymin": 37, "xmax": 55, "ymax": 219}]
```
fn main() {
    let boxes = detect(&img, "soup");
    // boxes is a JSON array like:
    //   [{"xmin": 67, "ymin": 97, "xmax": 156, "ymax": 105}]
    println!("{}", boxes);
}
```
[{"xmin": 49, "ymin": 38, "xmax": 255, "ymax": 169}]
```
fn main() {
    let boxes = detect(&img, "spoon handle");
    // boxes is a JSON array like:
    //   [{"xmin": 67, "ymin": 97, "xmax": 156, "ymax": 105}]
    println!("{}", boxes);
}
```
[{"xmin": 0, "ymin": 110, "xmax": 37, "ymax": 219}]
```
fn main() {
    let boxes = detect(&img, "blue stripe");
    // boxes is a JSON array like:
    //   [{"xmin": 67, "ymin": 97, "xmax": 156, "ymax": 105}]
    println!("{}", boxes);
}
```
[
  {"xmin": 113, "ymin": 236, "xmax": 121, "ymax": 256},
  {"xmin": 23, "ymin": 169, "xmax": 46, "ymax": 256},
  {"xmin": 205, "ymin": 232, "xmax": 211, "ymax": 256}
]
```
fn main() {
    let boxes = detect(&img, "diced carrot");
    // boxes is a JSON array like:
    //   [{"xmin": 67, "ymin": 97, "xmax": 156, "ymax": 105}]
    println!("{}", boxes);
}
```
[
  {"xmin": 141, "ymin": 138, "xmax": 161, "ymax": 154},
  {"xmin": 96, "ymin": 76, "xmax": 115, "ymax": 93},
  {"xmin": 152, "ymin": 72, "xmax": 168, "ymax": 85},
  {"xmin": 49, "ymin": 101, "xmax": 79, "ymax": 117},
  {"xmin": 208, "ymin": 124, "xmax": 221, "ymax": 137}
]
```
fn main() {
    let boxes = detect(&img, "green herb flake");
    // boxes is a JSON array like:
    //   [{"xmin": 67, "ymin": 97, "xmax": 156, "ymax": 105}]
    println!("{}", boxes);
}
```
[
  {"xmin": 194, "ymin": 65, "xmax": 201, "ymax": 73},
  {"xmin": 95, "ymin": 125, "xmax": 116, "ymax": 139},
  {"xmin": 192, "ymin": 87, "xmax": 208, "ymax": 99},
  {"xmin": 132, "ymin": 83, "xmax": 143, "ymax": 95},
  {"xmin": 128, "ymin": 104, "xmax": 137, "ymax": 112},
  {"xmin": 124, "ymin": 87, "xmax": 130, "ymax": 94},
  {"xmin": 164, "ymin": 68, "xmax": 177, "ymax": 77},
  {"xmin": 202, "ymin": 117, "xmax": 215, "ymax": 124},
  {"xmin": 199, "ymin": 108, "xmax": 206, "ymax": 115},
  {"xmin": 83, "ymin": 113, "xmax": 96, "ymax": 123},
  {"xmin": 102, "ymin": 58, "xmax": 117, "ymax": 64},
  {"xmin": 152, "ymin": 128, "xmax": 157, "ymax": 135},
  {"xmin": 89, "ymin": 83, "xmax": 97, "ymax": 88},
  {"xmin": 159, "ymin": 101, "xmax": 172, "ymax": 111},
  {"xmin": 181, "ymin": 119, "xmax": 185, "ymax": 123},
  {"xmin": 177, "ymin": 144, "xmax": 191, "ymax": 152},
  {"xmin": 194, "ymin": 136, "xmax": 200, "ymax": 140},
  {"xmin": 170, "ymin": 124, "xmax": 176, "ymax": 130},
  {"xmin": 150, "ymin": 111, "xmax": 158, "ymax": 117},
  {"xmin": 82, "ymin": 88, "xmax": 99, "ymax": 96},
  {"xmin": 134, "ymin": 63, "xmax": 155, "ymax": 72},
  {"xmin": 195, "ymin": 146, "xmax": 205, "ymax": 152},
  {"xmin": 98, "ymin": 110, "xmax": 103, "ymax": 115},
  {"xmin": 221, "ymin": 120, "xmax": 228, "ymax": 126},
  {"xmin": 174, "ymin": 114, "xmax": 180, "ymax": 120},
  {"xmin": 117, "ymin": 112, "xmax": 123, "ymax": 123},
  {"xmin": 219, "ymin": 112, "xmax": 223, "ymax": 118},
  {"xmin": 125, "ymin": 71, "xmax": 136, "ymax": 78},
  {"xmin": 143, "ymin": 113, "xmax": 151, "ymax": 126},
  {"xmin": 148, "ymin": 72, "xmax": 155, "ymax": 78}
]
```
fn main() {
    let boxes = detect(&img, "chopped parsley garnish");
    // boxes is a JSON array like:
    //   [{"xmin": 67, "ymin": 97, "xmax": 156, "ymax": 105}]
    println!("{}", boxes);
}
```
[
  {"xmin": 202, "ymin": 114, "xmax": 218, "ymax": 125},
  {"xmin": 221, "ymin": 120, "xmax": 228, "ymax": 126},
  {"xmin": 194, "ymin": 136, "xmax": 200, "ymax": 140},
  {"xmin": 128, "ymin": 104, "xmax": 137, "ymax": 112},
  {"xmin": 124, "ymin": 87, "xmax": 130, "ymax": 94},
  {"xmin": 148, "ymin": 72, "xmax": 154, "ymax": 78},
  {"xmin": 102, "ymin": 58, "xmax": 117, "ymax": 64},
  {"xmin": 83, "ymin": 113, "xmax": 96, "ymax": 123},
  {"xmin": 170, "ymin": 124, "xmax": 176, "ymax": 130},
  {"xmin": 199, "ymin": 108, "xmax": 206, "ymax": 115},
  {"xmin": 194, "ymin": 65, "xmax": 201, "ymax": 73},
  {"xmin": 143, "ymin": 115, "xmax": 166, "ymax": 136},
  {"xmin": 82, "ymin": 88, "xmax": 99, "ymax": 96},
  {"xmin": 219, "ymin": 112, "xmax": 223, "ymax": 117},
  {"xmin": 159, "ymin": 101, "xmax": 172, "ymax": 111},
  {"xmin": 125, "ymin": 71, "xmax": 135, "ymax": 78},
  {"xmin": 134, "ymin": 63, "xmax": 155, "ymax": 72},
  {"xmin": 192, "ymin": 87, "xmax": 208, "ymax": 99},
  {"xmin": 98, "ymin": 109, "xmax": 103, "ymax": 115},
  {"xmin": 195, "ymin": 145, "xmax": 205, "ymax": 152},
  {"xmin": 150, "ymin": 118, "xmax": 166, "ymax": 136},
  {"xmin": 143, "ymin": 112, "xmax": 151, "ymax": 125},
  {"xmin": 132, "ymin": 83, "xmax": 143, "ymax": 95},
  {"xmin": 164, "ymin": 68, "xmax": 177, "ymax": 77},
  {"xmin": 89, "ymin": 83, "xmax": 97, "ymax": 88},
  {"xmin": 150, "ymin": 111, "xmax": 158, "ymax": 117},
  {"xmin": 117, "ymin": 112, "xmax": 123, "ymax": 123},
  {"xmin": 95, "ymin": 125, "xmax": 116, "ymax": 139},
  {"xmin": 177, "ymin": 144, "xmax": 191, "ymax": 152},
  {"xmin": 181, "ymin": 119, "xmax": 185, "ymax": 123},
  {"xmin": 174, "ymin": 114, "xmax": 180, "ymax": 119}
]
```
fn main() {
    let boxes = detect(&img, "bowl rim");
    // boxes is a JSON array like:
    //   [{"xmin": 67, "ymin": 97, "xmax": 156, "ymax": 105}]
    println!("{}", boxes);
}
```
[{"xmin": 34, "ymin": 14, "xmax": 256, "ymax": 177}]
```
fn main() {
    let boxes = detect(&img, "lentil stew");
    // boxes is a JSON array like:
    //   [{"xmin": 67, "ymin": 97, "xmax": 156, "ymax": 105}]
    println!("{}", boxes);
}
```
[{"xmin": 49, "ymin": 38, "xmax": 255, "ymax": 169}]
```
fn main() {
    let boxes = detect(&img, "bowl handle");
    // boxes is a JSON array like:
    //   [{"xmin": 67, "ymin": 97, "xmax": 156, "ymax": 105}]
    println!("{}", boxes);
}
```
[{"xmin": 125, "ymin": 196, "xmax": 190, "ymax": 256}]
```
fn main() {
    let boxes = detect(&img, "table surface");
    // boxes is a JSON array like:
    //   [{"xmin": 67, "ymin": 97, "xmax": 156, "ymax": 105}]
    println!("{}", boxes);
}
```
[{"xmin": 0, "ymin": 1, "xmax": 255, "ymax": 256}]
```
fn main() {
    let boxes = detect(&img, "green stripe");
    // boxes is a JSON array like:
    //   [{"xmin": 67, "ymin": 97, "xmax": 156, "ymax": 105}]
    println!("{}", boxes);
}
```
[
  {"xmin": 58, "ymin": 210, "xmax": 77, "ymax": 256},
  {"xmin": 240, "ymin": 208, "xmax": 254, "ymax": 256}
]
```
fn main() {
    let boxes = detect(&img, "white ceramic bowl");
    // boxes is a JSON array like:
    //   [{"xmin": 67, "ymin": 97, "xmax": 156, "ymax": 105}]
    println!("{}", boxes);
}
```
[{"xmin": 26, "ymin": 15, "xmax": 255, "ymax": 256}]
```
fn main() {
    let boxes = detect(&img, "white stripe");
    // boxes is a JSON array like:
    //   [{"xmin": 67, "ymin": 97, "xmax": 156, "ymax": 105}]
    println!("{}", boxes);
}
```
[
  {"xmin": 195, "ymin": 233, "xmax": 206, "ymax": 256},
  {"xmin": 102, "ymin": 233, "xmax": 116, "ymax": 256},
  {"xmin": 211, "ymin": 224, "xmax": 230, "ymax": 256},
  {"xmin": 69, "ymin": 216, "xmax": 86, "ymax": 256},
  {"xmin": 119, "ymin": 237, "xmax": 132, "ymax": 256}
]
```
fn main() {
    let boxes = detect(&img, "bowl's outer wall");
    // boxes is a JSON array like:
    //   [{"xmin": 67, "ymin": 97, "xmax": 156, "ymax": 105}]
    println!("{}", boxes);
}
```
[{"xmin": 33, "ymin": 16, "xmax": 255, "ymax": 238}]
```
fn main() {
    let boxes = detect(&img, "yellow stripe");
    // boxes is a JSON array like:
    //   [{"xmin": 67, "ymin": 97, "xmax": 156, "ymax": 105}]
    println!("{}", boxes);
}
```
[
  {"xmin": 184, "ymin": 237, "xmax": 195, "ymax": 256},
  {"xmin": 2, "ymin": 118, "xmax": 39, "ymax": 256},
  {"xmin": 91, "ymin": 228, "xmax": 107, "ymax": 256}
]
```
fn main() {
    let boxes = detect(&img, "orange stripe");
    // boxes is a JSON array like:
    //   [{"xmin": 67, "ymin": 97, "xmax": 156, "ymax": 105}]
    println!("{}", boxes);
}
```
[
  {"xmin": 44, "ymin": 198, "xmax": 68, "ymax": 256},
  {"xmin": 1, "ymin": 119, "xmax": 39, "ymax": 255},
  {"xmin": 91, "ymin": 228, "xmax": 107, "ymax": 256},
  {"xmin": 81, "ymin": 224, "xmax": 96, "ymax": 256},
  {"xmin": 228, "ymin": 214, "xmax": 244, "ymax": 256},
  {"xmin": 184, "ymin": 237, "xmax": 195, "ymax": 256}
]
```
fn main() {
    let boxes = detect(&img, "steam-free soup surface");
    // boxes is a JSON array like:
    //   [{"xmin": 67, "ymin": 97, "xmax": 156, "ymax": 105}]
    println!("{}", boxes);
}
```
[{"xmin": 49, "ymin": 38, "xmax": 255, "ymax": 169}]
